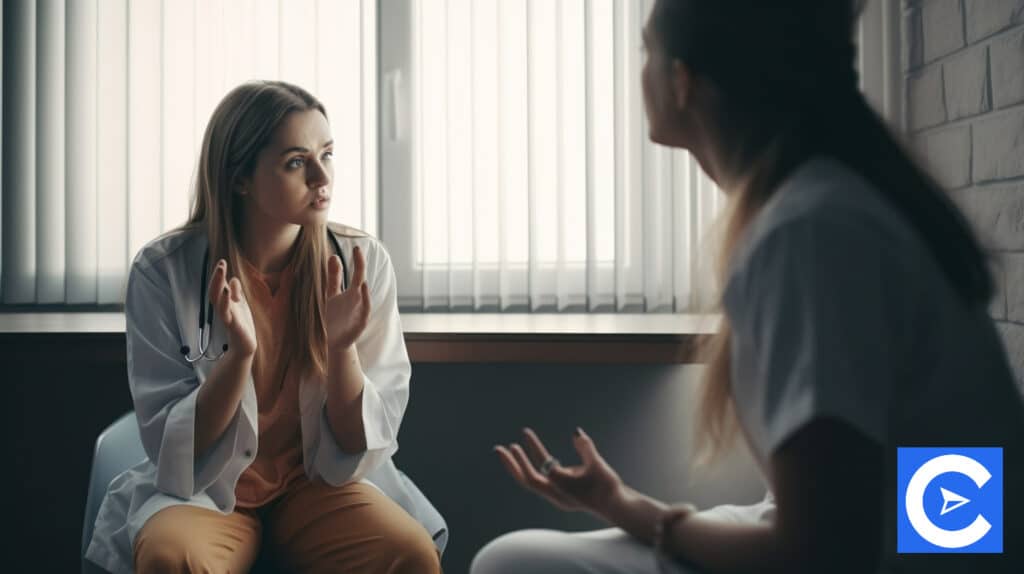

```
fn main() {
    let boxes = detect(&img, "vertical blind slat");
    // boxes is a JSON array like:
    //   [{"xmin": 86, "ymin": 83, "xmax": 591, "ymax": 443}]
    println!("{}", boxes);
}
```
[
  {"xmin": 128, "ymin": 0, "xmax": 161, "ymax": 262},
  {"xmin": 97, "ymin": 0, "xmax": 128, "ymax": 304},
  {"xmin": 361, "ymin": 0, "xmax": 378, "ymax": 236},
  {"xmin": 37, "ymin": 0, "xmax": 65, "ymax": 303},
  {"xmin": 0, "ymin": 0, "xmax": 4, "ymax": 301},
  {"xmin": 3, "ymin": 0, "xmax": 36, "ymax": 303},
  {"xmin": 65, "ymin": 0, "xmax": 98, "ymax": 304}
]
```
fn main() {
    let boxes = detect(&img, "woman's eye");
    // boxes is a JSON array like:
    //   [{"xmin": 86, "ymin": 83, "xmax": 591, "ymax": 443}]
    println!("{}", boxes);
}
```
[
  {"xmin": 286, "ymin": 157, "xmax": 304, "ymax": 169},
  {"xmin": 322, "ymin": 150, "xmax": 334, "ymax": 161}
]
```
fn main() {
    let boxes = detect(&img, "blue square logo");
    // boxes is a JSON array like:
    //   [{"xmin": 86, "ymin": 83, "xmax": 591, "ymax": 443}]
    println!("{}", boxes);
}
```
[{"xmin": 897, "ymin": 447, "xmax": 1003, "ymax": 553}]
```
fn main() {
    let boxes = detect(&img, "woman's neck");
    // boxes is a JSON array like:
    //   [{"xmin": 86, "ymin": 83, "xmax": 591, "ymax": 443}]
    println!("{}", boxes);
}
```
[
  {"xmin": 239, "ymin": 211, "xmax": 301, "ymax": 274},
  {"xmin": 688, "ymin": 101, "xmax": 784, "ymax": 195}
]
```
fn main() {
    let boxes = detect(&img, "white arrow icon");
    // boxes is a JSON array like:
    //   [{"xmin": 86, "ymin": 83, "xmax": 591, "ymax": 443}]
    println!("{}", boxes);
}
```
[{"xmin": 939, "ymin": 487, "xmax": 970, "ymax": 516}]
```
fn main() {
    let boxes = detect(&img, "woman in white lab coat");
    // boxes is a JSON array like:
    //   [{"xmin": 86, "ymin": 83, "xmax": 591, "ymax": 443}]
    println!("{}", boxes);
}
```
[
  {"xmin": 472, "ymin": 1, "xmax": 1023, "ymax": 573},
  {"xmin": 85, "ymin": 81, "xmax": 446, "ymax": 573}
]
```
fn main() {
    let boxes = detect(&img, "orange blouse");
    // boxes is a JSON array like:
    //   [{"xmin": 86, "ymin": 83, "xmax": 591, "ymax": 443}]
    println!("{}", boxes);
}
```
[{"xmin": 233, "ymin": 256, "xmax": 308, "ymax": 508}]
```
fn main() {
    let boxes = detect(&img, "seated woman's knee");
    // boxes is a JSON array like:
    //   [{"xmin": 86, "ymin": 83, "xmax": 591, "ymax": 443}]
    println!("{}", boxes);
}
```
[
  {"xmin": 134, "ymin": 534, "xmax": 221, "ymax": 574},
  {"xmin": 471, "ymin": 530, "xmax": 583, "ymax": 574},
  {"xmin": 383, "ymin": 522, "xmax": 441, "ymax": 574}
]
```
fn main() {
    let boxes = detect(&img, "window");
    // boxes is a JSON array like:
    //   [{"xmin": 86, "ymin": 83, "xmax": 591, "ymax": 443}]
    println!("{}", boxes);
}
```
[
  {"xmin": 1, "ymin": 0, "xmax": 902, "ymax": 312},
  {"xmin": 381, "ymin": 0, "xmax": 903, "ymax": 313},
  {"xmin": 382, "ymin": 0, "xmax": 726, "ymax": 313}
]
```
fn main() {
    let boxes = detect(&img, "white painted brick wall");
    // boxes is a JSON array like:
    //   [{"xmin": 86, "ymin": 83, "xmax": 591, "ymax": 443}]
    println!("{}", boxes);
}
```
[
  {"xmin": 904, "ymin": 4, "xmax": 925, "ymax": 72},
  {"xmin": 922, "ymin": 0, "xmax": 966, "ymax": 62},
  {"xmin": 943, "ymin": 44, "xmax": 990, "ymax": 119},
  {"xmin": 964, "ymin": 0, "xmax": 1024, "ymax": 43},
  {"xmin": 1005, "ymin": 253, "xmax": 1024, "ymax": 321},
  {"xmin": 907, "ymin": 0, "xmax": 1024, "ymax": 389},
  {"xmin": 990, "ymin": 28, "xmax": 1024, "ymax": 108},
  {"xmin": 997, "ymin": 322, "xmax": 1024, "ymax": 383},
  {"xmin": 972, "ymin": 108, "xmax": 1024, "ymax": 182},
  {"xmin": 917, "ymin": 124, "xmax": 971, "ymax": 188},
  {"xmin": 951, "ymin": 184, "xmax": 1024, "ymax": 251},
  {"xmin": 909, "ymin": 65, "xmax": 947, "ymax": 129}
]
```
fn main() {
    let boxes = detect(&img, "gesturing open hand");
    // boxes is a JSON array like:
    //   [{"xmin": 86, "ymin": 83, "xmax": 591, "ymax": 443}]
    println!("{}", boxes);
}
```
[
  {"xmin": 209, "ymin": 258, "xmax": 257, "ymax": 357},
  {"xmin": 325, "ymin": 245, "xmax": 371, "ymax": 351},
  {"xmin": 495, "ymin": 427, "xmax": 625, "ymax": 517}
]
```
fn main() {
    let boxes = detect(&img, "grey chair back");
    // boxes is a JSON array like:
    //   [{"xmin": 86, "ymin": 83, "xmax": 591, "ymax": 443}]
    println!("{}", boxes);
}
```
[{"xmin": 81, "ymin": 412, "xmax": 145, "ymax": 574}]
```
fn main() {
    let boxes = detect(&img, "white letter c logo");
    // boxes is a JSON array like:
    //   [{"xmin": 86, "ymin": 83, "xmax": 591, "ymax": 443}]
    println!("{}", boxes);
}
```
[{"xmin": 905, "ymin": 454, "xmax": 991, "ymax": 549}]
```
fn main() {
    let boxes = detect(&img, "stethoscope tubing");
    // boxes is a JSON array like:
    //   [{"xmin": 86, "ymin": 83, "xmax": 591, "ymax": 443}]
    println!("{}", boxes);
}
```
[{"xmin": 181, "ymin": 231, "xmax": 349, "ymax": 363}]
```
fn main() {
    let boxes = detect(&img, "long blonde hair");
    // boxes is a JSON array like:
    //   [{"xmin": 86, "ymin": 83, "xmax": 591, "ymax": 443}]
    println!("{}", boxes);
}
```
[{"xmin": 183, "ymin": 80, "xmax": 332, "ymax": 379}]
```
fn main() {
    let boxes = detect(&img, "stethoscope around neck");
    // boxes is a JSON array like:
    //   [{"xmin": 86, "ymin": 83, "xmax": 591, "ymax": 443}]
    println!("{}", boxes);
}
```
[{"xmin": 180, "ymin": 230, "xmax": 349, "ymax": 363}]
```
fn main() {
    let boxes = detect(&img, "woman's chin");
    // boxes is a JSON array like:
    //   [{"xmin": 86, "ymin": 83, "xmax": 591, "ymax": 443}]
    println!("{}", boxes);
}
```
[{"xmin": 647, "ymin": 126, "xmax": 672, "ymax": 147}]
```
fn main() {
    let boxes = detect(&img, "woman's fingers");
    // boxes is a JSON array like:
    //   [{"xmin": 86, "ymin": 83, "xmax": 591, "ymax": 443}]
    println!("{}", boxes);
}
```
[
  {"xmin": 350, "ymin": 245, "xmax": 366, "ymax": 289},
  {"xmin": 522, "ymin": 428, "xmax": 555, "ymax": 468},
  {"xmin": 572, "ymin": 427, "xmax": 601, "ymax": 467},
  {"xmin": 327, "ymin": 254, "xmax": 343, "ymax": 295},
  {"xmin": 358, "ymin": 281, "xmax": 371, "ymax": 324},
  {"xmin": 497, "ymin": 445, "xmax": 576, "ymax": 510},
  {"xmin": 229, "ymin": 277, "xmax": 243, "ymax": 303},
  {"xmin": 495, "ymin": 445, "xmax": 526, "ymax": 483},
  {"xmin": 214, "ymin": 266, "xmax": 232, "ymax": 324},
  {"xmin": 509, "ymin": 443, "xmax": 550, "ymax": 488},
  {"xmin": 208, "ymin": 259, "xmax": 227, "ymax": 309}
]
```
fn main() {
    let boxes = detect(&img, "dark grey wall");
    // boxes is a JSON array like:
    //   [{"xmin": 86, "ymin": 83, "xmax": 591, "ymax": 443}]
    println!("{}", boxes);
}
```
[{"xmin": 395, "ymin": 363, "xmax": 764, "ymax": 574}]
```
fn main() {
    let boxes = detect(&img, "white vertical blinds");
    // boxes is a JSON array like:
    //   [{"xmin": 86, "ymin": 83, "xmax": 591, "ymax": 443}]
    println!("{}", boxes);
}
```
[
  {"xmin": 399, "ymin": 0, "xmax": 725, "ymax": 312},
  {"xmin": 3, "ymin": 0, "xmax": 899, "ymax": 313},
  {"xmin": 0, "ymin": 0, "xmax": 377, "ymax": 305}
]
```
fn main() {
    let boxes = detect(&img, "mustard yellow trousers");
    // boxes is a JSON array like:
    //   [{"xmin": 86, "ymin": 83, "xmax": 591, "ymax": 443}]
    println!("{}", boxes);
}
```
[{"xmin": 133, "ymin": 476, "xmax": 441, "ymax": 574}]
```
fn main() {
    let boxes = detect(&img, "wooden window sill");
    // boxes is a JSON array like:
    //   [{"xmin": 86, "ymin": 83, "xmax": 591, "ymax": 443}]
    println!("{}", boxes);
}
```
[{"xmin": 0, "ymin": 312, "xmax": 717, "ymax": 364}]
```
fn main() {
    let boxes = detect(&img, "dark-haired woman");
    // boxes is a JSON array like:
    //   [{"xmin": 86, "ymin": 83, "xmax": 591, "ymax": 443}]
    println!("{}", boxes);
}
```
[{"xmin": 472, "ymin": 1, "xmax": 1023, "ymax": 572}]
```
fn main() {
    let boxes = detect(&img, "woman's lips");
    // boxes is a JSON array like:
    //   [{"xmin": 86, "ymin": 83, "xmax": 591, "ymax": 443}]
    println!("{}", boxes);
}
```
[{"xmin": 312, "ymin": 196, "xmax": 330, "ymax": 210}]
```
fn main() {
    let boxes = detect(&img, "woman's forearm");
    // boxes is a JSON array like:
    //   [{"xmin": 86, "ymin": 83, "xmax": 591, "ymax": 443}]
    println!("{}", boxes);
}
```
[
  {"xmin": 601, "ymin": 487, "xmax": 783, "ymax": 574},
  {"xmin": 666, "ymin": 513, "xmax": 780, "ymax": 574},
  {"xmin": 194, "ymin": 349, "xmax": 254, "ymax": 460},
  {"xmin": 325, "ymin": 345, "xmax": 367, "ymax": 453},
  {"xmin": 598, "ymin": 485, "xmax": 670, "ymax": 544}
]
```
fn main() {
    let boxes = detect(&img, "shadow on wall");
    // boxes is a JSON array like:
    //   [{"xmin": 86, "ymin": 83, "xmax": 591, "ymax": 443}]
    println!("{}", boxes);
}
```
[{"xmin": 395, "ymin": 363, "xmax": 766, "ymax": 574}]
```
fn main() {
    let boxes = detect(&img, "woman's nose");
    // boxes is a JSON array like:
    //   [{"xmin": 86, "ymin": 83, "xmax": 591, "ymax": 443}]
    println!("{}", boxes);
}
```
[{"xmin": 308, "ymin": 160, "xmax": 331, "ymax": 188}]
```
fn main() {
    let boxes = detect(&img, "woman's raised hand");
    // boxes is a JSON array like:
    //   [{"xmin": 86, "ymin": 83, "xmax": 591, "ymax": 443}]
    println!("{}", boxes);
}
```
[
  {"xmin": 495, "ymin": 427, "xmax": 625, "ymax": 517},
  {"xmin": 325, "ymin": 245, "xmax": 371, "ymax": 351},
  {"xmin": 209, "ymin": 259, "xmax": 257, "ymax": 357}
]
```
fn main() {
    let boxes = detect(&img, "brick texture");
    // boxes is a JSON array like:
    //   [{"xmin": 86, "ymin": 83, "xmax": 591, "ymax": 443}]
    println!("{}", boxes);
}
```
[
  {"xmin": 990, "ymin": 28, "xmax": 1024, "ymax": 109},
  {"xmin": 943, "ymin": 44, "xmax": 990, "ymax": 119},
  {"xmin": 922, "ymin": 0, "xmax": 966, "ymax": 62},
  {"xmin": 908, "ymin": 0, "xmax": 1024, "ymax": 386}
]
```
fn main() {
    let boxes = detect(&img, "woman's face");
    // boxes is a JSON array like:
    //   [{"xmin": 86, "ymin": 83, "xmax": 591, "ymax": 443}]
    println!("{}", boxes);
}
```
[
  {"xmin": 641, "ymin": 18, "xmax": 689, "ymax": 148},
  {"xmin": 241, "ymin": 109, "xmax": 334, "ymax": 228}
]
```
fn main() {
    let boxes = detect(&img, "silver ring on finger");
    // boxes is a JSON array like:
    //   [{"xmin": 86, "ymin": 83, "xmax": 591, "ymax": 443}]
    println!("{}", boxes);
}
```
[{"xmin": 539, "ymin": 456, "xmax": 560, "ymax": 477}]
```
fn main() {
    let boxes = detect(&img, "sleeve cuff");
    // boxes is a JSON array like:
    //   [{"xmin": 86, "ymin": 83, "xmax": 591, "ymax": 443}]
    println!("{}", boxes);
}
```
[
  {"xmin": 154, "ymin": 390, "xmax": 197, "ymax": 498},
  {"xmin": 314, "ymin": 376, "xmax": 398, "ymax": 486},
  {"xmin": 154, "ymin": 387, "xmax": 247, "ymax": 499}
]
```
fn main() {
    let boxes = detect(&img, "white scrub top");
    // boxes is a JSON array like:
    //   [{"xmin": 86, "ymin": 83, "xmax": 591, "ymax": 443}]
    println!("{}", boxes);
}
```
[
  {"xmin": 85, "ymin": 223, "xmax": 447, "ymax": 574},
  {"xmin": 722, "ymin": 157, "xmax": 1024, "ymax": 572}
]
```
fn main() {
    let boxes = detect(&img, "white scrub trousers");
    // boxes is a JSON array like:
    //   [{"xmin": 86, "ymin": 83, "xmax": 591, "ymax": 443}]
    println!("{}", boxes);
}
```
[{"xmin": 470, "ymin": 528, "xmax": 697, "ymax": 574}]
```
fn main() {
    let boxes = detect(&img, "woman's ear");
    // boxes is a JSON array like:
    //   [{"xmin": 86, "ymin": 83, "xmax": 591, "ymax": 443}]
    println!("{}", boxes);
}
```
[
  {"xmin": 234, "ymin": 179, "xmax": 250, "ymax": 196},
  {"xmin": 671, "ymin": 60, "xmax": 692, "ymax": 112}
]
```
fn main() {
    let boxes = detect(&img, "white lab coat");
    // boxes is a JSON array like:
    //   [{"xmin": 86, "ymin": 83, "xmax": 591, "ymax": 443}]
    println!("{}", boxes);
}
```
[{"xmin": 85, "ymin": 223, "xmax": 447, "ymax": 574}]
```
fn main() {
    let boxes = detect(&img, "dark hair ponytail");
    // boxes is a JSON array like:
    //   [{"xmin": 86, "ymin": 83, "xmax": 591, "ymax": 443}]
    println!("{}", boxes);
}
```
[
  {"xmin": 655, "ymin": 0, "xmax": 995, "ymax": 460},
  {"xmin": 824, "ymin": 90, "xmax": 993, "ymax": 305}
]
